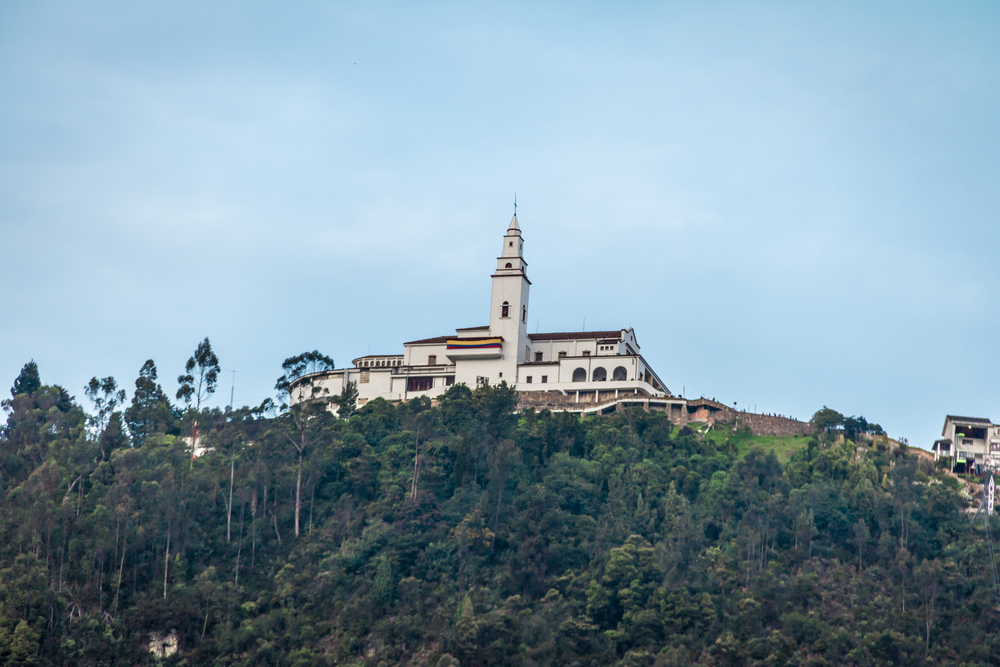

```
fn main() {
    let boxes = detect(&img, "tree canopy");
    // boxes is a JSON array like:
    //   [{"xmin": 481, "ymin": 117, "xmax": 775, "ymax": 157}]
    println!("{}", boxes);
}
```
[{"xmin": 0, "ymin": 360, "xmax": 996, "ymax": 666}]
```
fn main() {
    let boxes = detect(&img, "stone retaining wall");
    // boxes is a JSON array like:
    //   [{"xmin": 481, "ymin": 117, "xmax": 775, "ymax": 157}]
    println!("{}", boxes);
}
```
[
  {"xmin": 717, "ymin": 409, "xmax": 813, "ymax": 437},
  {"xmin": 516, "ymin": 391, "xmax": 813, "ymax": 437}
]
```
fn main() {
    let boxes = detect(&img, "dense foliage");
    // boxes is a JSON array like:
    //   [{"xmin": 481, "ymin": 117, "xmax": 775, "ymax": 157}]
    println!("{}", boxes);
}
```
[{"xmin": 1, "ymin": 360, "xmax": 998, "ymax": 667}]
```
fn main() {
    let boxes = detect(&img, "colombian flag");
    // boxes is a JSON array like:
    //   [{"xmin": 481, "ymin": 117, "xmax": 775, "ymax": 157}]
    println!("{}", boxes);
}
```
[{"xmin": 446, "ymin": 338, "xmax": 502, "ymax": 350}]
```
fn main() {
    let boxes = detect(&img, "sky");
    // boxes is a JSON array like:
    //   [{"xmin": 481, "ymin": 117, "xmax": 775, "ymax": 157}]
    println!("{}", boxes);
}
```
[{"xmin": 1, "ymin": 1, "xmax": 998, "ymax": 447}]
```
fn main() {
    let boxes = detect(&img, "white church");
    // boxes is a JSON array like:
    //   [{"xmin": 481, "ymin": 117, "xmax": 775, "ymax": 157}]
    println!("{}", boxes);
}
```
[{"xmin": 290, "ymin": 213, "xmax": 672, "ymax": 410}]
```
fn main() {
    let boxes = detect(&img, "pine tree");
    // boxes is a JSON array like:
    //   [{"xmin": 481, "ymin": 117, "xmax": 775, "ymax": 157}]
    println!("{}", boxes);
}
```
[
  {"xmin": 10, "ymin": 361, "xmax": 41, "ymax": 397},
  {"xmin": 125, "ymin": 360, "xmax": 177, "ymax": 446}
]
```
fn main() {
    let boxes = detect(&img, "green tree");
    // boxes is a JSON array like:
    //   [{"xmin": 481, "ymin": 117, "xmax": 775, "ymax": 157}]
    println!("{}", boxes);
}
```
[
  {"xmin": 273, "ymin": 350, "xmax": 335, "ymax": 403},
  {"xmin": 7, "ymin": 620, "xmax": 39, "ymax": 666},
  {"xmin": 176, "ymin": 337, "xmax": 221, "ymax": 410},
  {"xmin": 334, "ymin": 381, "xmax": 359, "ymax": 419},
  {"xmin": 274, "ymin": 351, "xmax": 336, "ymax": 538},
  {"xmin": 124, "ymin": 359, "xmax": 178, "ymax": 446},
  {"xmin": 810, "ymin": 406, "xmax": 844, "ymax": 434},
  {"xmin": 10, "ymin": 361, "xmax": 40, "ymax": 398},
  {"xmin": 83, "ymin": 376, "xmax": 126, "ymax": 460},
  {"xmin": 371, "ymin": 554, "xmax": 394, "ymax": 607}
]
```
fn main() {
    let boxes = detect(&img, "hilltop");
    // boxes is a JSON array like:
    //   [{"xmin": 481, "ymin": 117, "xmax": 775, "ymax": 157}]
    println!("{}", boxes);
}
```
[{"xmin": 0, "ymin": 361, "xmax": 997, "ymax": 667}]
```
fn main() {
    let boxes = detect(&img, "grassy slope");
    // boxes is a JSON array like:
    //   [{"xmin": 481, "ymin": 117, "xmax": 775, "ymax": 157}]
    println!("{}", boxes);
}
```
[{"xmin": 687, "ymin": 421, "xmax": 810, "ymax": 462}]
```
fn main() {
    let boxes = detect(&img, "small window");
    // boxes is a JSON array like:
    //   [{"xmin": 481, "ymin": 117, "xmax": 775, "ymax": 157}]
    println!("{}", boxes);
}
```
[
  {"xmin": 534, "ymin": 352, "xmax": 543, "ymax": 362},
  {"xmin": 541, "ymin": 376, "xmax": 547, "ymax": 383},
  {"xmin": 505, "ymin": 262, "xmax": 512, "ymax": 268},
  {"xmin": 428, "ymin": 355, "xmax": 437, "ymax": 366},
  {"xmin": 360, "ymin": 370, "xmax": 370, "ymax": 384},
  {"xmin": 558, "ymin": 351, "xmax": 567, "ymax": 359},
  {"xmin": 582, "ymin": 350, "xmax": 591, "ymax": 357},
  {"xmin": 501, "ymin": 301, "xmax": 509, "ymax": 318},
  {"xmin": 522, "ymin": 305, "xmax": 526, "ymax": 322},
  {"xmin": 364, "ymin": 360, "xmax": 369, "ymax": 367},
  {"xmin": 509, "ymin": 241, "xmax": 513, "ymax": 246},
  {"xmin": 499, "ymin": 372, "xmax": 503, "ymax": 378},
  {"xmin": 445, "ymin": 375, "xmax": 455, "ymax": 386},
  {"xmin": 526, "ymin": 376, "xmax": 532, "ymax": 383}
]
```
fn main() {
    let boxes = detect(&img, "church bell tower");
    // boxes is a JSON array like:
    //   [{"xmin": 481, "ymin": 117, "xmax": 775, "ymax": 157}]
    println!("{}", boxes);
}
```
[{"xmin": 489, "ymin": 213, "xmax": 531, "ymax": 383}]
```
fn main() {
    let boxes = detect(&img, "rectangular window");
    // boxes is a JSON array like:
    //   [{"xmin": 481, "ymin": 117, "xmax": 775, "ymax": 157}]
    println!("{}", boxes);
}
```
[
  {"xmin": 407, "ymin": 377, "xmax": 433, "ymax": 392},
  {"xmin": 582, "ymin": 350, "xmax": 591, "ymax": 356},
  {"xmin": 526, "ymin": 376, "xmax": 532, "ymax": 383},
  {"xmin": 360, "ymin": 370, "xmax": 370, "ymax": 384},
  {"xmin": 445, "ymin": 375, "xmax": 455, "ymax": 386},
  {"xmin": 535, "ymin": 352, "xmax": 543, "ymax": 362},
  {"xmin": 558, "ymin": 351, "xmax": 567, "ymax": 359},
  {"xmin": 541, "ymin": 376, "xmax": 547, "ymax": 383},
  {"xmin": 428, "ymin": 355, "xmax": 437, "ymax": 366}
]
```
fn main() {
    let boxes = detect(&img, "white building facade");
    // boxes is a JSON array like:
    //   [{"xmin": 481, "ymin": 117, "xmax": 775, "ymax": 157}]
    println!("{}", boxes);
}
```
[
  {"xmin": 932, "ymin": 415, "xmax": 1000, "ymax": 472},
  {"xmin": 289, "ymin": 214, "xmax": 670, "ymax": 410}
]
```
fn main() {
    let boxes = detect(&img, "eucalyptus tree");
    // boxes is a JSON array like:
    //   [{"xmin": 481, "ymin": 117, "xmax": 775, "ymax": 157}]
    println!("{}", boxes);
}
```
[
  {"xmin": 176, "ymin": 337, "xmax": 221, "ymax": 410},
  {"xmin": 176, "ymin": 338, "xmax": 221, "ymax": 459},
  {"xmin": 274, "ymin": 350, "xmax": 335, "ymax": 538},
  {"xmin": 84, "ymin": 376, "xmax": 127, "ymax": 460}
]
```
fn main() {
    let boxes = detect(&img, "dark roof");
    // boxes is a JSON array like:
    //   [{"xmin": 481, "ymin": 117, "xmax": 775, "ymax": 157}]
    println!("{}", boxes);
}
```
[
  {"xmin": 455, "ymin": 325, "xmax": 490, "ymax": 331},
  {"xmin": 404, "ymin": 335, "xmax": 451, "ymax": 345},
  {"xmin": 946, "ymin": 415, "xmax": 992, "ymax": 424},
  {"xmin": 529, "ymin": 330, "xmax": 622, "ymax": 341}
]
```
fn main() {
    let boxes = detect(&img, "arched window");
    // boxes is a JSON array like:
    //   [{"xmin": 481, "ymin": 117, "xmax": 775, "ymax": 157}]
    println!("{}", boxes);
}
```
[
  {"xmin": 501, "ymin": 301, "xmax": 509, "ymax": 318},
  {"xmin": 572, "ymin": 368, "xmax": 586, "ymax": 382},
  {"xmin": 505, "ymin": 262, "xmax": 512, "ymax": 268},
  {"xmin": 592, "ymin": 367, "xmax": 607, "ymax": 382},
  {"xmin": 613, "ymin": 366, "xmax": 628, "ymax": 381}
]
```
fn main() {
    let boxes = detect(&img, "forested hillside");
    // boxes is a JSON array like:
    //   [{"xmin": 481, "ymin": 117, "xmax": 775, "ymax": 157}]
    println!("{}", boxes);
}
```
[{"xmin": 1, "ymin": 359, "xmax": 998, "ymax": 666}]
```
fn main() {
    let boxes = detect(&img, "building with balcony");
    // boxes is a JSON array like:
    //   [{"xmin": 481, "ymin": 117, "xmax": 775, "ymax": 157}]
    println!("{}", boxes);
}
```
[
  {"xmin": 288, "ymin": 212, "xmax": 672, "ymax": 411},
  {"xmin": 932, "ymin": 415, "xmax": 1000, "ymax": 473}
]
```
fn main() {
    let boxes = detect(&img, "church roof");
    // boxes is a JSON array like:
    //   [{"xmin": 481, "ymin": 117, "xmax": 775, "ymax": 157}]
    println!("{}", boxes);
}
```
[
  {"xmin": 508, "ymin": 213, "xmax": 519, "ymax": 232},
  {"xmin": 528, "ymin": 330, "xmax": 622, "ymax": 341},
  {"xmin": 404, "ymin": 335, "xmax": 452, "ymax": 345},
  {"xmin": 405, "ymin": 334, "xmax": 505, "ymax": 345}
]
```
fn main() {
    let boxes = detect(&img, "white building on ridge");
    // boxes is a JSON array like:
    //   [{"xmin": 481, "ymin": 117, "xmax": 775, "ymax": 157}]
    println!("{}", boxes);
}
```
[{"xmin": 290, "ymin": 213, "xmax": 670, "ymax": 409}]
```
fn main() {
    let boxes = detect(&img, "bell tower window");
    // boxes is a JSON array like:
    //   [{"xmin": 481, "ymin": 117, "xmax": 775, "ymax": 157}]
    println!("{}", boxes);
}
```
[
  {"xmin": 505, "ymin": 262, "xmax": 512, "ymax": 268},
  {"xmin": 501, "ymin": 301, "xmax": 509, "ymax": 318}
]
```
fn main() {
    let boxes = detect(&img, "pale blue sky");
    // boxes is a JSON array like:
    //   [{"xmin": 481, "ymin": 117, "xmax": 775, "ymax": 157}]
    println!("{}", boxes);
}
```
[{"xmin": 2, "ymin": 2, "xmax": 998, "ymax": 445}]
